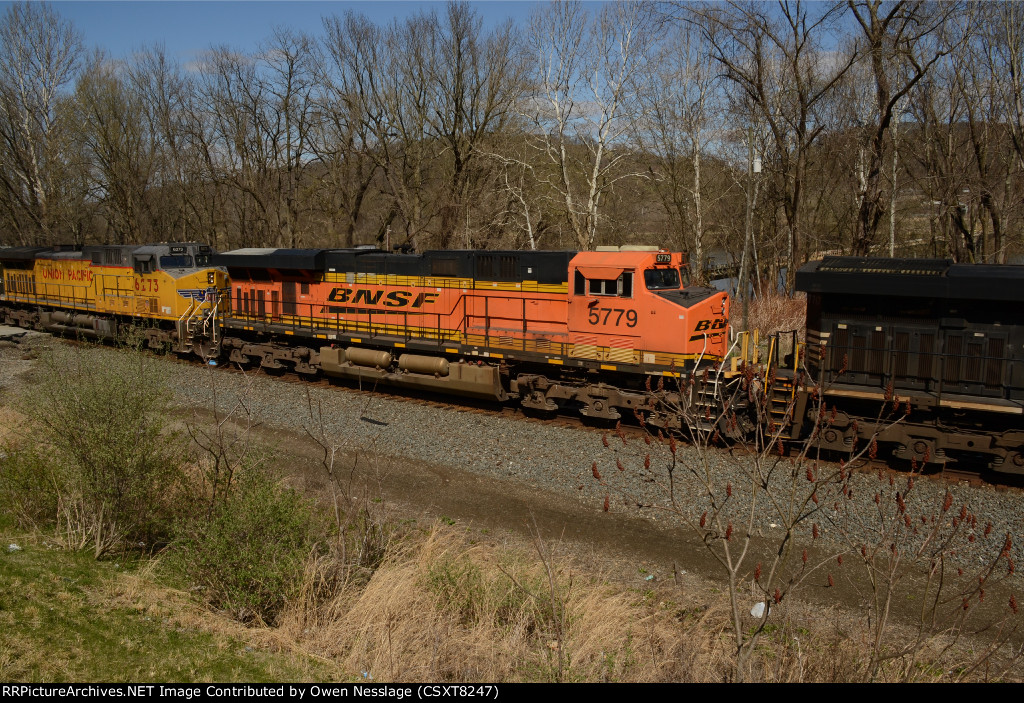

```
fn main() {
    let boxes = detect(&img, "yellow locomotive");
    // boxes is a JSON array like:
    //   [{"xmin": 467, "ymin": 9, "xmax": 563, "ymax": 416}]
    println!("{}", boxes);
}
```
[{"xmin": 0, "ymin": 243, "xmax": 227, "ymax": 355}]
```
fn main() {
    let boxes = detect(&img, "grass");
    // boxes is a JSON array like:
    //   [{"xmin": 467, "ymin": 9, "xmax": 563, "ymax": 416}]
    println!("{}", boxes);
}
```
[
  {"xmin": 3, "ymin": 507, "xmax": 1021, "ymax": 683},
  {"xmin": 0, "ymin": 515, "xmax": 342, "ymax": 683}
]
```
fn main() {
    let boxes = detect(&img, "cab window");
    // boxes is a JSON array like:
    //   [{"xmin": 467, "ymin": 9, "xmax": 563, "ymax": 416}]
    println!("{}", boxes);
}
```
[
  {"xmin": 160, "ymin": 255, "xmax": 193, "ymax": 269},
  {"xmin": 589, "ymin": 272, "xmax": 633, "ymax": 297},
  {"xmin": 644, "ymin": 268, "xmax": 680, "ymax": 290}
]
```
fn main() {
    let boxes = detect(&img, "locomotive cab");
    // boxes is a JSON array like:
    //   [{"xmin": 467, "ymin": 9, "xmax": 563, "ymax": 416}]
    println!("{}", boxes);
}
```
[{"xmin": 567, "ymin": 247, "xmax": 729, "ymax": 370}]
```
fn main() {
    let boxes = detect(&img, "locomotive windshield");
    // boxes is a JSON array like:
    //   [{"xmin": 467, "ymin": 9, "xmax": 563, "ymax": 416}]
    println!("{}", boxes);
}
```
[
  {"xmin": 160, "ymin": 255, "xmax": 193, "ymax": 269},
  {"xmin": 644, "ymin": 268, "xmax": 680, "ymax": 290}
]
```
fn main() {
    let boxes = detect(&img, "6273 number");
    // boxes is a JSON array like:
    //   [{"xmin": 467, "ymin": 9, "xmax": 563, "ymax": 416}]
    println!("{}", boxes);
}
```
[{"xmin": 587, "ymin": 307, "xmax": 638, "ymax": 328}]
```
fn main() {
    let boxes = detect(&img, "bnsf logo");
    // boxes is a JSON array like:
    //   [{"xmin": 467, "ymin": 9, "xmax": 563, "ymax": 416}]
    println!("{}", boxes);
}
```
[
  {"xmin": 327, "ymin": 287, "xmax": 439, "ymax": 308},
  {"xmin": 689, "ymin": 317, "xmax": 727, "ymax": 341},
  {"xmin": 693, "ymin": 318, "xmax": 727, "ymax": 332}
]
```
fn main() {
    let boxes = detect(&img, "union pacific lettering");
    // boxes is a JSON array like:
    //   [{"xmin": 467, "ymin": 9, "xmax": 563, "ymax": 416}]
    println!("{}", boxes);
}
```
[
  {"xmin": 39, "ymin": 266, "xmax": 92, "ymax": 282},
  {"xmin": 327, "ymin": 287, "xmax": 439, "ymax": 308}
]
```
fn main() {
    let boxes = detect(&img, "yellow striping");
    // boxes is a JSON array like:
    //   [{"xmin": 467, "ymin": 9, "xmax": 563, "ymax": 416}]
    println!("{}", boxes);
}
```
[
  {"xmin": 547, "ymin": 358, "xmax": 564, "ymax": 365},
  {"xmin": 607, "ymin": 347, "xmax": 638, "ymax": 364},
  {"xmin": 600, "ymin": 364, "xmax": 617, "ymax": 371},
  {"xmin": 318, "ymin": 271, "xmax": 567, "ymax": 294},
  {"xmin": 490, "ymin": 353, "xmax": 503, "ymax": 359},
  {"xmin": 10, "ymin": 259, "xmax": 228, "ymax": 329},
  {"xmin": 285, "ymin": 330, "xmax": 294, "ymax": 335},
  {"xmin": 395, "ymin": 342, "xmax": 405, "ymax": 347},
  {"xmin": 351, "ymin": 337, "xmax": 361, "ymax": 343},
  {"xmin": 445, "ymin": 348, "xmax": 459, "ymax": 353}
]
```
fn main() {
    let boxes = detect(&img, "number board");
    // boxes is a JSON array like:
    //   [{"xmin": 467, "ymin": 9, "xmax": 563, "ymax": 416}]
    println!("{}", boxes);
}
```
[{"xmin": 655, "ymin": 253, "xmax": 671, "ymax": 263}]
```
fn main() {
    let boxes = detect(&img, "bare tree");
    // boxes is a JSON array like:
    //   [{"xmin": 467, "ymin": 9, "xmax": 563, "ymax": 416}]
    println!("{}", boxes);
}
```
[
  {"xmin": 956, "ymin": 3, "xmax": 1024, "ymax": 262},
  {"xmin": 905, "ymin": 34, "xmax": 978, "ymax": 261},
  {"xmin": 196, "ymin": 45, "xmax": 279, "ymax": 248},
  {"xmin": 72, "ymin": 51, "xmax": 156, "ymax": 244},
  {"xmin": 314, "ymin": 12, "xmax": 382, "ymax": 248},
  {"xmin": 847, "ymin": 0, "xmax": 959, "ymax": 256},
  {"xmin": 524, "ymin": 0, "xmax": 657, "ymax": 251},
  {"xmin": 0, "ymin": 1, "xmax": 83, "ymax": 245},
  {"xmin": 428, "ymin": 3, "xmax": 526, "ymax": 248},
  {"xmin": 260, "ymin": 27, "xmax": 317, "ymax": 248},
  {"xmin": 991, "ymin": 2, "xmax": 1024, "ymax": 174},
  {"xmin": 699, "ymin": 1, "xmax": 855, "ymax": 291},
  {"xmin": 128, "ymin": 46, "xmax": 207, "ymax": 243},
  {"xmin": 634, "ymin": 22, "xmax": 730, "ymax": 282}
]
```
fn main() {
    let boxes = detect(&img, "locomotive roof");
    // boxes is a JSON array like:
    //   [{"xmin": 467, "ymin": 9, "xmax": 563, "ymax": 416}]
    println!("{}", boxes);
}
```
[
  {"xmin": 213, "ymin": 247, "xmax": 579, "ymax": 284},
  {"xmin": 0, "ymin": 246, "xmax": 54, "ymax": 261},
  {"xmin": 213, "ymin": 248, "xmax": 327, "ymax": 270},
  {"xmin": 797, "ymin": 256, "xmax": 1024, "ymax": 302}
]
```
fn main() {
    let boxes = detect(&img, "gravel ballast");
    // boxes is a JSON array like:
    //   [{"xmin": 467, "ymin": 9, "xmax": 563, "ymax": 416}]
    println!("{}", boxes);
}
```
[{"xmin": 162, "ymin": 350, "xmax": 1024, "ymax": 575}]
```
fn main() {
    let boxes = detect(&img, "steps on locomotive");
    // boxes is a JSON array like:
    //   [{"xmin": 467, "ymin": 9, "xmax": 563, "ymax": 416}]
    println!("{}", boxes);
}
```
[
  {"xmin": 765, "ymin": 330, "xmax": 801, "ymax": 439},
  {"xmin": 686, "ymin": 375, "xmax": 722, "ymax": 434},
  {"xmin": 767, "ymin": 369, "xmax": 799, "ymax": 438}
]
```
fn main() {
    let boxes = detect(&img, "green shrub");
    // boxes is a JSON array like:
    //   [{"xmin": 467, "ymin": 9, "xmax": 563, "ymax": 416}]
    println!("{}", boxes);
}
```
[
  {"xmin": 0, "ymin": 443, "xmax": 59, "ymax": 528},
  {"xmin": 12, "ymin": 344, "xmax": 186, "ymax": 556},
  {"xmin": 173, "ymin": 468, "xmax": 323, "ymax": 625}
]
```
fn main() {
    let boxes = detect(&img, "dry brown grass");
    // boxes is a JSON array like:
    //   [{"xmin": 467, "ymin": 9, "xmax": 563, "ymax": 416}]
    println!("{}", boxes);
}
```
[
  {"xmin": 736, "ymin": 292, "xmax": 807, "ymax": 338},
  {"xmin": 261, "ymin": 525, "xmax": 937, "ymax": 683},
  {"xmin": 0, "ymin": 406, "xmax": 26, "ymax": 445},
  {"xmin": 42, "ymin": 522, "xmax": 1024, "ymax": 683},
  {"xmin": 274, "ymin": 526, "xmax": 703, "ymax": 681}
]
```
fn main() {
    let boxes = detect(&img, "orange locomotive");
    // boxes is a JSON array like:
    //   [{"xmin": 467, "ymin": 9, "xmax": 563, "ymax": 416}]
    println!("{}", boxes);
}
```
[{"xmin": 215, "ymin": 245, "xmax": 730, "ymax": 428}]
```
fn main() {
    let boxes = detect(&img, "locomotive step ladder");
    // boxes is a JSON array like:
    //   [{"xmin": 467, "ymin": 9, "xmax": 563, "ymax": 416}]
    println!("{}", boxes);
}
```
[
  {"xmin": 176, "ymin": 295, "xmax": 220, "ymax": 355},
  {"xmin": 687, "ymin": 375, "xmax": 722, "ymax": 435},
  {"xmin": 766, "ymin": 331, "xmax": 801, "ymax": 440}
]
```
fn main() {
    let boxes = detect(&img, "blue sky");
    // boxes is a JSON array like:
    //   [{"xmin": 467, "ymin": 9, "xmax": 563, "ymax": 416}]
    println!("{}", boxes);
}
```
[{"xmin": 35, "ymin": 1, "xmax": 541, "ymax": 62}]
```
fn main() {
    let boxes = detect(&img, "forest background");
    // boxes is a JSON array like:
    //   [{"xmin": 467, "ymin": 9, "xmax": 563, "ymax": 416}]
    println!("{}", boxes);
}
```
[{"xmin": 2, "ymin": 0, "xmax": 1023, "ymax": 294}]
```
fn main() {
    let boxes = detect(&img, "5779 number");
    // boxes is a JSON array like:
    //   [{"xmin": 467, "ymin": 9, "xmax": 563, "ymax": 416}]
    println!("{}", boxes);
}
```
[{"xmin": 588, "ymin": 307, "xmax": 638, "ymax": 327}]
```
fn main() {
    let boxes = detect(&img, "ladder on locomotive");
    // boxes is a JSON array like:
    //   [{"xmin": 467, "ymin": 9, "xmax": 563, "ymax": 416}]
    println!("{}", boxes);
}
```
[
  {"xmin": 687, "ymin": 373, "xmax": 722, "ymax": 435},
  {"xmin": 766, "ymin": 331, "xmax": 802, "ymax": 439},
  {"xmin": 176, "ymin": 295, "xmax": 220, "ymax": 355}
]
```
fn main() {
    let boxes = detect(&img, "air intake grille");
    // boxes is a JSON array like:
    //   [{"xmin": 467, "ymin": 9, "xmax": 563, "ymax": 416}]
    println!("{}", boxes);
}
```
[{"xmin": 817, "ymin": 256, "xmax": 952, "ymax": 275}]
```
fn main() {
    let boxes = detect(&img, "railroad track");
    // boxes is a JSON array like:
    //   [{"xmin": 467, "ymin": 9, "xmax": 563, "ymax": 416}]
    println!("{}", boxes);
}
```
[
  {"xmin": 183, "ymin": 349, "xmax": 1024, "ymax": 493},
  {"xmin": 51, "ymin": 333, "xmax": 1024, "ymax": 493}
]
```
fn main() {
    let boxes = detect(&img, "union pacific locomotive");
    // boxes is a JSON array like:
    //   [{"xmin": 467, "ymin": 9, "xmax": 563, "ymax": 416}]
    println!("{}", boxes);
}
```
[{"xmin": 0, "ymin": 242, "xmax": 226, "ymax": 354}]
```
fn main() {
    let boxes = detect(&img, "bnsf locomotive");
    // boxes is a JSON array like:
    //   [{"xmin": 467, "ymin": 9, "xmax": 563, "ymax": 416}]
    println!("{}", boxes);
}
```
[{"xmin": 213, "ymin": 245, "xmax": 728, "ymax": 426}]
